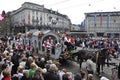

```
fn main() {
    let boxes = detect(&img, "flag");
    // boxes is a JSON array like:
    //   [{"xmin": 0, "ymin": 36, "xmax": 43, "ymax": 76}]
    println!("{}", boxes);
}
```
[
  {"xmin": 0, "ymin": 14, "xmax": 5, "ymax": 22},
  {"xmin": 81, "ymin": 20, "xmax": 85, "ymax": 30},
  {"xmin": 85, "ymin": 16, "xmax": 88, "ymax": 28},
  {"xmin": 100, "ymin": 14, "xmax": 102, "ymax": 25},
  {"xmin": 94, "ymin": 14, "xmax": 96, "ymax": 27},
  {"xmin": 28, "ymin": 14, "xmax": 30, "ymax": 25},
  {"xmin": 107, "ymin": 15, "xmax": 110, "ymax": 28},
  {"xmin": 40, "ymin": 16, "xmax": 42, "ymax": 25}
]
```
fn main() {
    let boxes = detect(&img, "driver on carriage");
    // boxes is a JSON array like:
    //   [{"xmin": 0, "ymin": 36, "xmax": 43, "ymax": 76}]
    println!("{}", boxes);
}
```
[{"xmin": 64, "ymin": 34, "xmax": 75, "ymax": 51}]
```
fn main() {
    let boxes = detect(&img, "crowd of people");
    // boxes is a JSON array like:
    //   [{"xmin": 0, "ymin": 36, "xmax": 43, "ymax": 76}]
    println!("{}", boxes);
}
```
[
  {"xmin": 0, "ymin": 34, "xmax": 120, "ymax": 80},
  {"xmin": 0, "ymin": 35, "xmax": 96, "ymax": 80},
  {"xmin": 75, "ymin": 37, "xmax": 120, "ymax": 57}
]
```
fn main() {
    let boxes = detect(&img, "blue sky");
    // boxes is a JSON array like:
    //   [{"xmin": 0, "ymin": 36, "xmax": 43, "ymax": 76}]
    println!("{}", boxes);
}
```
[{"xmin": 0, "ymin": 0, "xmax": 120, "ymax": 24}]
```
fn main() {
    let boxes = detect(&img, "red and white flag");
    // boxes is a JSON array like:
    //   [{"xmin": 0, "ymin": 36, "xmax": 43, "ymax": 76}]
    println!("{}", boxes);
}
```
[{"xmin": 0, "ymin": 14, "xmax": 5, "ymax": 22}]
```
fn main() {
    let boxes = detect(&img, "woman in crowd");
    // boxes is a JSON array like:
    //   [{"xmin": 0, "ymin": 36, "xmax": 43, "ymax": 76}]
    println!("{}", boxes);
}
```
[
  {"xmin": 32, "ymin": 67, "xmax": 44, "ymax": 80},
  {"xmin": 2, "ymin": 69, "xmax": 11, "ymax": 80}
]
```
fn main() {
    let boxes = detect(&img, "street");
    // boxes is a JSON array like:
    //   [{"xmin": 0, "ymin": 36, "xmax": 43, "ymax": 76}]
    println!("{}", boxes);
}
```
[{"xmin": 60, "ymin": 55, "xmax": 120, "ymax": 80}]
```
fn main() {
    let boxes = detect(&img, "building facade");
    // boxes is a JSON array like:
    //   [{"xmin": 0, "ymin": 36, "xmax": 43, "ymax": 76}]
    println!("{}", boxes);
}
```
[
  {"xmin": 85, "ymin": 11, "xmax": 120, "ymax": 38},
  {"xmin": 10, "ymin": 2, "xmax": 71, "ymax": 34}
]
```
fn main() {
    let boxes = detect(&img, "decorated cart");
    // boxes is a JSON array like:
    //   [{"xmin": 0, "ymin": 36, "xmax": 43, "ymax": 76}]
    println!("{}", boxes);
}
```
[{"xmin": 22, "ymin": 30, "xmax": 62, "ymax": 59}]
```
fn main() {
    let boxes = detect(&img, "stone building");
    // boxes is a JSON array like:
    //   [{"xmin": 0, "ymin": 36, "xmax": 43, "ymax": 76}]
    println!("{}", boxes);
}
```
[
  {"xmin": 10, "ymin": 2, "xmax": 71, "ymax": 34},
  {"xmin": 85, "ymin": 11, "xmax": 120, "ymax": 38}
]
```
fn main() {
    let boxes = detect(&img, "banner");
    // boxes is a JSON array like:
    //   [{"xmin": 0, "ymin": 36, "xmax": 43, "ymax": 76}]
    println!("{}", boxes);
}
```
[
  {"xmin": 107, "ymin": 15, "xmax": 110, "ymax": 28},
  {"xmin": 100, "ymin": 14, "xmax": 102, "ymax": 25},
  {"xmin": 94, "ymin": 14, "xmax": 96, "ymax": 27},
  {"xmin": 28, "ymin": 14, "xmax": 30, "ymax": 25},
  {"xmin": 40, "ymin": 16, "xmax": 42, "ymax": 25}
]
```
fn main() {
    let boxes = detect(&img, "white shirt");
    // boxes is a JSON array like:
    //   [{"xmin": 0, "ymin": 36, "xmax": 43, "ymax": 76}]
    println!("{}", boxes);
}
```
[
  {"xmin": 58, "ymin": 71, "xmax": 65, "ymax": 80},
  {"xmin": 86, "ymin": 59, "xmax": 96, "ymax": 73},
  {"xmin": 0, "ymin": 72, "xmax": 3, "ymax": 80},
  {"xmin": 100, "ymin": 76, "xmax": 109, "ymax": 80}
]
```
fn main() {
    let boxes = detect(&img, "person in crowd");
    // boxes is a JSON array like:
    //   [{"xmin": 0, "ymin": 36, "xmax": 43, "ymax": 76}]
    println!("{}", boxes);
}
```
[
  {"xmin": 82, "ymin": 40, "xmax": 86, "ymax": 49},
  {"xmin": 2, "ymin": 69, "xmax": 11, "ymax": 80},
  {"xmin": 21, "ymin": 70, "xmax": 29, "ymax": 80},
  {"xmin": 25, "ymin": 56, "xmax": 34, "ymax": 69},
  {"xmin": 45, "ymin": 60, "xmax": 53, "ymax": 71},
  {"xmin": 37, "ymin": 58, "xmax": 46, "ymax": 69},
  {"xmin": 74, "ymin": 73, "xmax": 81, "ymax": 80},
  {"xmin": 0, "ymin": 62, "xmax": 3, "ymax": 80},
  {"xmin": 75, "ymin": 38, "xmax": 81, "ymax": 47},
  {"xmin": 6, "ymin": 55, "xmax": 14, "ymax": 73},
  {"xmin": 118, "ymin": 63, "xmax": 120, "ymax": 79},
  {"xmin": 11, "ymin": 49, "xmax": 20, "ymax": 75},
  {"xmin": 58, "ymin": 68, "xmax": 66, "ymax": 80},
  {"xmin": 32, "ymin": 67, "xmax": 44, "ymax": 80},
  {"xmin": 12, "ymin": 65, "xmax": 24, "ymax": 80},
  {"xmin": 17, "ymin": 66, "xmax": 24, "ymax": 80},
  {"xmin": 81, "ymin": 71, "xmax": 87, "ymax": 80},
  {"xmin": 29, "ymin": 63, "xmax": 37, "ymax": 80},
  {"xmin": 44, "ymin": 64, "xmax": 59, "ymax": 80},
  {"xmin": 62, "ymin": 73, "xmax": 70, "ymax": 80},
  {"xmin": 19, "ymin": 57, "xmax": 27, "ymax": 69},
  {"xmin": 87, "ymin": 74, "xmax": 94, "ymax": 80}
]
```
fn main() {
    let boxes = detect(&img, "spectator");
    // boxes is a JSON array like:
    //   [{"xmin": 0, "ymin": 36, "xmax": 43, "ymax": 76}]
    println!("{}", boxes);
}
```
[
  {"xmin": 62, "ymin": 73, "xmax": 69, "ymax": 80},
  {"xmin": 74, "ymin": 73, "xmax": 81, "ymax": 80},
  {"xmin": 58, "ymin": 68, "xmax": 66, "ymax": 80},
  {"xmin": 29, "ymin": 63, "xmax": 37, "ymax": 80},
  {"xmin": 0, "ymin": 62, "xmax": 3, "ymax": 80},
  {"xmin": 44, "ymin": 64, "xmax": 59, "ymax": 80},
  {"xmin": 25, "ymin": 56, "xmax": 34, "ymax": 69},
  {"xmin": 37, "ymin": 58, "xmax": 45, "ymax": 69},
  {"xmin": 32, "ymin": 67, "xmax": 44, "ymax": 80},
  {"xmin": 45, "ymin": 60, "xmax": 53, "ymax": 71},
  {"xmin": 21, "ymin": 70, "xmax": 29, "ymax": 80},
  {"xmin": 17, "ymin": 66, "xmax": 24, "ymax": 80},
  {"xmin": 81, "ymin": 71, "xmax": 87, "ymax": 80},
  {"xmin": 87, "ymin": 74, "xmax": 94, "ymax": 80},
  {"xmin": 2, "ymin": 69, "xmax": 11, "ymax": 80},
  {"xmin": 118, "ymin": 63, "xmax": 120, "ymax": 79},
  {"xmin": 19, "ymin": 57, "xmax": 27, "ymax": 69}
]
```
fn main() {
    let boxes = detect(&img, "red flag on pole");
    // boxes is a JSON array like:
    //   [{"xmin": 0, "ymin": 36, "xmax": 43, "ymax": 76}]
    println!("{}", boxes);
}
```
[{"xmin": 0, "ymin": 14, "xmax": 5, "ymax": 22}]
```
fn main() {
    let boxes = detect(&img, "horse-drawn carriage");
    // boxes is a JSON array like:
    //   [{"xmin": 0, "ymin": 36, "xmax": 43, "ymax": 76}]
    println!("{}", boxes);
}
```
[{"xmin": 21, "ymin": 31, "xmax": 116, "ymax": 75}]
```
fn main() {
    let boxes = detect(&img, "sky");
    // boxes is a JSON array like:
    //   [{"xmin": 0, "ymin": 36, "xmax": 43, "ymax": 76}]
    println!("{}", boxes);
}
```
[{"xmin": 0, "ymin": 0, "xmax": 120, "ymax": 24}]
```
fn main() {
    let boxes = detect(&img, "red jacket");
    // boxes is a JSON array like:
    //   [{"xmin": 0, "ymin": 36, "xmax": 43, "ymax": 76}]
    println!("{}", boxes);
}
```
[{"xmin": 2, "ymin": 76, "xmax": 11, "ymax": 80}]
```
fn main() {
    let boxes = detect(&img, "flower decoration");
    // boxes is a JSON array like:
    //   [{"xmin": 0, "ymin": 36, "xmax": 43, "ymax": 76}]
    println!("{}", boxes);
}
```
[
  {"xmin": 27, "ymin": 32, "xmax": 33, "ymax": 37},
  {"xmin": 17, "ymin": 32, "xmax": 22, "ymax": 36},
  {"xmin": 38, "ymin": 32, "xmax": 44, "ymax": 37},
  {"xmin": 56, "ymin": 31, "xmax": 61, "ymax": 37}
]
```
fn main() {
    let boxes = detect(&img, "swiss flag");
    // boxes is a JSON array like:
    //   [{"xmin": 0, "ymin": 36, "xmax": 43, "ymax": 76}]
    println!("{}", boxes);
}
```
[{"xmin": 0, "ymin": 14, "xmax": 5, "ymax": 22}]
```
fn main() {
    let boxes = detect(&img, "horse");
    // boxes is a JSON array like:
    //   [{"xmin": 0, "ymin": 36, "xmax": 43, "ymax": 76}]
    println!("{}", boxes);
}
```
[{"xmin": 71, "ymin": 48, "xmax": 109, "ymax": 75}]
